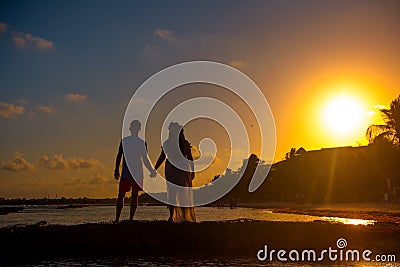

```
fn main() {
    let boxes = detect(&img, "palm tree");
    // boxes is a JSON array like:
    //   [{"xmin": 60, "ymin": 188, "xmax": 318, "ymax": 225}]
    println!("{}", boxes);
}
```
[{"xmin": 366, "ymin": 95, "xmax": 400, "ymax": 147}]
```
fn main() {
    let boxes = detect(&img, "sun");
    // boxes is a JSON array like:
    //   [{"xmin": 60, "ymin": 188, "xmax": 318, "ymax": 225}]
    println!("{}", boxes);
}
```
[{"xmin": 322, "ymin": 95, "xmax": 365, "ymax": 135}]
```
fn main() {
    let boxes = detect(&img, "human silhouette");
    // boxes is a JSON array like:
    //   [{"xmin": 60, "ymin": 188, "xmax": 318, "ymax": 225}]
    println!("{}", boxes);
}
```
[
  {"xmin": 154, "ymin": 122, "xmax": 196, "ymax": 223},
  {"xmin": 114, "ymin": 120, "xmax": 156, "ymax": 223}
]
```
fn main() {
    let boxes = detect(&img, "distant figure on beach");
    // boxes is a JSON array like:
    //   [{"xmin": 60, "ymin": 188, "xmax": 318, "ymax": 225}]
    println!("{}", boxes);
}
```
[
  {"xmin": 154, "ymin": 122, "xmax": 196, "ymax": 223},
  {"xmin": 114, "ymin": 120, "xmax": 156, "ymax": 223},
  {"xmin": 217, "ymin": 199, "xmax": 224, "ymax": 209},
  {"xmin": 229, "ymin": 197, "xmax": 237, "ymax": 209}
]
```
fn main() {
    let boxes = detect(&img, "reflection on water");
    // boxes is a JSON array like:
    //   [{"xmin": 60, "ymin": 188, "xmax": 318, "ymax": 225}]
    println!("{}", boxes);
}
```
[
  {"xmin": 320, "ymin": 216, "xmax": 375, "ymax": 226},
  {"xmin": 0, "ymin": 205, "xmax": 375, "ymax": 228}
]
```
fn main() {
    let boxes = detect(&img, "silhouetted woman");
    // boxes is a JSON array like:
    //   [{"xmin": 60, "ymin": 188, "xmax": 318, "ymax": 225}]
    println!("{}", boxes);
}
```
[{"xmin": 154, "ymin": 122, "xmax": 196, "ymax": 222}]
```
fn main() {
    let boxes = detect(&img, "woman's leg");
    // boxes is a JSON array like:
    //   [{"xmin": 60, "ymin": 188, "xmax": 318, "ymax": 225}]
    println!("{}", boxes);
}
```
[{"xmin": 168, "ymin": 205, "xmax": 174, "ymax": 221}]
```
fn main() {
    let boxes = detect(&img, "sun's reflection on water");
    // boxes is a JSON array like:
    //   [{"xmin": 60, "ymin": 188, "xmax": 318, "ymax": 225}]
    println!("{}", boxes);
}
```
[{"xmin": 320, "ymin": 216, "xmax": 375, "ymax": 225}]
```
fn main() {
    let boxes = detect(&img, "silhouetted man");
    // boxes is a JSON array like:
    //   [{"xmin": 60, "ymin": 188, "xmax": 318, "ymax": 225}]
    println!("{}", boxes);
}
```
[{"xmin": 114, "ymin": 120, "xmax": 156, "ymax": 222}]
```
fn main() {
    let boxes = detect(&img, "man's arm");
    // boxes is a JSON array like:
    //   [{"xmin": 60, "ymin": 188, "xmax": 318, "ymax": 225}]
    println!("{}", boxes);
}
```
[
  {"xmin": 114, "ymin": 141, "xmax": 123, "ymax": 180},
  {"xmin": 143, "ymin": 142, "xmax": 157, "ymax": 178}
]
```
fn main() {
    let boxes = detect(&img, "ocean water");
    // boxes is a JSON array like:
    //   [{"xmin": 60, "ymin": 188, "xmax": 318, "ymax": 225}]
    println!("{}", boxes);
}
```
[{"xmin": 0, "ymin": 205, "xmax": 375, "ymax": 228}]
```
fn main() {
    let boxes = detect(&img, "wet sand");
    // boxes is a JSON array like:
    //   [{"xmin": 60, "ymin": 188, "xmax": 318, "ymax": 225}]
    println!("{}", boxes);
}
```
[{"xmin": 1, "ymin": 219, "xmax": 399, "ymax": 263}]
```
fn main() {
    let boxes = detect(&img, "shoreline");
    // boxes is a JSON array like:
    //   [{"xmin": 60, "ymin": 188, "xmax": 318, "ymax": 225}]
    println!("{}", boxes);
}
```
[{"xmin": 2, "ymin": 202, "xmax": 399, "ymax": 224}]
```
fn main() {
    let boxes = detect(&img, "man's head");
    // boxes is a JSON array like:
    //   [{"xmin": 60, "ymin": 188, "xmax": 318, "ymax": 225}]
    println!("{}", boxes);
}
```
[{"xmin": 129, "ymin": 120, "xmax": 141, "ymax": 135}]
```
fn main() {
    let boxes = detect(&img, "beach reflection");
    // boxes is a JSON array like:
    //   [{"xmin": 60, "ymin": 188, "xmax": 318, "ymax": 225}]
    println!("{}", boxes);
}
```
[
  {"xmin": 320, "ymin": 216, "xmax": 375, "ymax": 226},
  {"xmin": 255, "ymin": 209, "xmax": 375, "ymax": 225}
]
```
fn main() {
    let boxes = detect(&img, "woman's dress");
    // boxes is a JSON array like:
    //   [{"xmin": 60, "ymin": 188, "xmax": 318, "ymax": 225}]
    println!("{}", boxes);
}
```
[{"xmin": 155, "ymin": 139, "xmax": 196, "ymax": 223}]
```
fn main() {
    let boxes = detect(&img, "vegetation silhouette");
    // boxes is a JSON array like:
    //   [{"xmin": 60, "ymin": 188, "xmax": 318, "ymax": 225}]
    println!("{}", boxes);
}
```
[{"xmin": 366, "ymin": 94, "xmax": 400, "ymax": 147}]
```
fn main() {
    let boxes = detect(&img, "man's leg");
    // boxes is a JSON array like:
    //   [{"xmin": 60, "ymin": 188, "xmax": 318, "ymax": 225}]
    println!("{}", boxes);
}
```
[
  {"xmin": 129, "ymin": 190, "xmax": 138, "ymax": 220},
  {"xmin": 115, "ymin": 191, "xmax": 125, "ymax": 223}
]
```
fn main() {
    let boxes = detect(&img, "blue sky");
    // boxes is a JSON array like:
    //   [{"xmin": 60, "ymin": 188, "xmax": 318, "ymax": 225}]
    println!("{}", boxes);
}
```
[{"xmin": 0, "ymin": 0, "xmax": 399, "ymax": 198}]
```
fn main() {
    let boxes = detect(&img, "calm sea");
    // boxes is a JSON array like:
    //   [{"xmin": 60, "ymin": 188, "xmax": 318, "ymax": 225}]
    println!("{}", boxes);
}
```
[{"xmin": 0, "ymin": 205, "xmax": 375, "ymax": 227}]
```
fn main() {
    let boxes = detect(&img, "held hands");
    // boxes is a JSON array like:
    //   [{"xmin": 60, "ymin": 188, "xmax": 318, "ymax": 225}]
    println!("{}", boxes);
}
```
[{"xmin": 149, "ymin": 169, "xmax": 157, "ymax": 178}]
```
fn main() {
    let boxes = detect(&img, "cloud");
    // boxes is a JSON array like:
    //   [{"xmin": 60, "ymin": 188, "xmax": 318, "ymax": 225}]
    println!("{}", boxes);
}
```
[
  {"xmin": 144, "ymin": 44, "xmax": 158, "ymax": 50},
  {"xmin": 229, "ymin": 60, "xmax": 245, "ymax": 69},
  {"xmin": 89, "ymin": 173, "xmax": 110, "ymax": 185},
  {"xmin": 17, "ymin": 99, "xmax": 29, "ymax": 105},
  {"xmin": 153, "ymin": 28, "xmax": 177, "ymax": 41},
  {"xmin": 195, "ymin": 152, "xmax": 220, "ymax": 166},
  {"xmin": 39, "ymin": 155, "xmax": 68, "ymax": 169},
  {"xmin": 68, "ymin": 157, "xmax": 103, "ymax": 170},
  {"xmin": 37, "ymin": 105, "xmax": 55, "ymax": 113},
  {"xmin": 65, "ymin": 93, "xmax": 87, "ymax": 102},
  {"xmin": 64, "ymin": 176, "xmax": 83, "ymax": 186},
  {"xmin": 374, "ymin": 105, "xmax": 388, "ymax": 109},
  {"xmin": 0, "ymin": 22, "xmax": 7, "ymax": 34},
  {"xmin": 0, "ymin": 102, "xmax": 25, "ymax": 119},
  {"xmin": 64, "ymin": 174, "xmax": 111, "ymax": 186},
  {"xmin": 12, "ymin": 32, "xmax": 54, "ymax": 50},
  {"xmin": 2, "ymin": 151, "xmax": 35, "ymax": 172},
  {"xmin": 39, "ymin": 154, "xmax": 103, "ymax": 170}
]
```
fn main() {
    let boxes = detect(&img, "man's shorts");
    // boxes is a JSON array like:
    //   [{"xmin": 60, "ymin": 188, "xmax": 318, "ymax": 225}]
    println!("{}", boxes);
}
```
[{"xmin": 119, "ymin": 177, "xmax": 142, "ymax": 193}]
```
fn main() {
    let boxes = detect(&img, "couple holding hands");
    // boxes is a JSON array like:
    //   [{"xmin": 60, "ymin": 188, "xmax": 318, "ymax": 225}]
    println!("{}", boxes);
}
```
[{"xmin": 114, "ymin": 120, "xmax": 195, "ymax": 223}]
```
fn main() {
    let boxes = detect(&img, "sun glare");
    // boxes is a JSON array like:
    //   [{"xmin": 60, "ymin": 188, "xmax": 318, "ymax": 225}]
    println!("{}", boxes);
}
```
[{"xmin": 322, "ymin": 95, "xmax": 365, "ymax": 136}]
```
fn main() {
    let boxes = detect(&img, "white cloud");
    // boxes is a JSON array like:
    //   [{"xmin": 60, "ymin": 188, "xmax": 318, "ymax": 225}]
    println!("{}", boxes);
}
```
[
  {"xmin": 2, "ymin": 151, "xmax": 35, "ymax": 172},
  {"xmin": 153, "ymin": 28, "xmax": 177, "ymax": 41},
  {"xmin": 12, "ymin": 32, "xmax": 55, "ymax": 50},
  {"xmin": 37, "ymin": 105, "xmax": 55, "ymax": 113},
  {"xmin": 0, "ymin": 22, "xmax": 7, "ymax": 34},
  {"xmin": 0, "ymin": 102, "xmax": 25, "ymax": 119},
  {"xmin": 65, "ymin": 93, "xmax": 87, "ymax": 102},
  {"xmin": 39, "ymin": 154, "xmax": 103, "ymax": 170}
]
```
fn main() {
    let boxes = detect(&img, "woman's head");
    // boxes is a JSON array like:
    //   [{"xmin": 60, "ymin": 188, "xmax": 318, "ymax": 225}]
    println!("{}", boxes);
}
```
[
  {"xmin": 168, "ymin": 122, "xmax": 183, "ymax": 138},
  {"xmin": 168, "ymin": 122, "xmax": 188, "ymax": 149}
]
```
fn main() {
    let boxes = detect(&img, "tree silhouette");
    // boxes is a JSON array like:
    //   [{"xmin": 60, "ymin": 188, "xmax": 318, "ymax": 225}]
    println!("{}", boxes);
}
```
[{"xmin": 366, "ymin": 95, "xmax": 400, "ymax": 147}]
